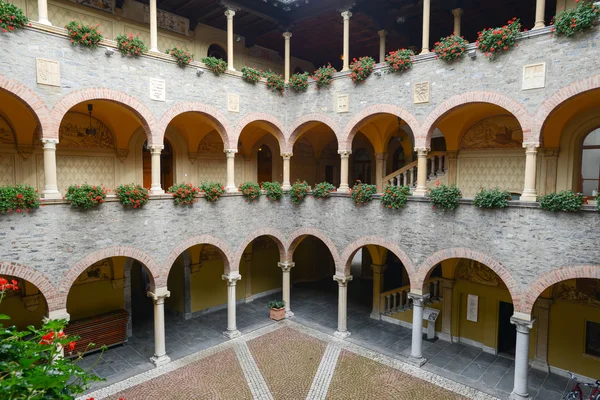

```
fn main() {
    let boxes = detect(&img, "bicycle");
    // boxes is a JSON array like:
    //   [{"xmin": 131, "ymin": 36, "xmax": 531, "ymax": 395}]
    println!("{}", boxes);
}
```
[{"xmin": 563, "ymin": 371, "xmax": 600, "ymax": 400}]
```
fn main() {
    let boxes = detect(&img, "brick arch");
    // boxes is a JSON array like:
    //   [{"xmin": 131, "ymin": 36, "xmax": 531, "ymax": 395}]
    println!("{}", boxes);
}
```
[
  {"xmin": 0, "ymin": 261, "xmax": 59, "ymax": 311},
  {"xmin": 234, "ymin": 112, "xmax": 288, "ymax": 152},
  {"xmin": 50, "ymin": 88, "xmax": 158, "ymax": 145},
  {"xmin": 286, "ymin": 113, "xmax": 340, "ymax": 153},
  {"xmin": 532, "ymin": 75, "xmax": 600, "ymax": 144},
  {"xmin": 157, "ymin": 102, "xmax": 234, "ymax": 149},
  {"xmin": 163, "ymin": 235, "xmax": 234, "ymax": 277},
  {"xmin": 0, "ymin": 74, "xmax": 53, "ymax": 140},
  {"xmin": 341, "ymin": 104, "xmax": 420, "ymax": 151},
  {"xmin": 287, "ymin": 228, "xmax": 341, "ymax": 271},
  {"xmin": 415, "ymin": 248, "xmax": 521, "ymax": 303},
  {"xmin": 232, "ymin": 228, "xmax": 290, "ymax": 270},
  {"xmin": 519, "ymin": 265, "xmax": 600, "ymax": 315},
  {"xmin": 419, "ymin": 91, "xmax": 532, "ymax": 148},
  {"xmin": 340, "ymin": 236, "xmax": 417, "ymax": 280}
]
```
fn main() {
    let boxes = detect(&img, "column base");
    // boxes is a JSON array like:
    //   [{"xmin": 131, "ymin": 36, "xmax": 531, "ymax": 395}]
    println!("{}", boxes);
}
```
[
  {"xmin": 532, "ymin": 23, "xmax": 545, "ymax": 30},
  {"xmin": 282, "ymin": 184, "xmax": 291, "ymax": 191},
  {"xmin": 412, "ymin": 187, "xmax": 428, "ymax": 197},
  {"xmin": 38, "ymin": 19, "xmax": 52, "ymax": 26},
  {"xmin": 223, "ymin": 329, "xmax": 241, "ymax": 339},
  {"xmin": 530, "ymin": 359, "xmax": 550, "ymax": 373},
  {"xmin": 244, "ymin": 296, "xmax": 253, "ymax": 303},
  {"xmin": 420, "ymin": 49, "xmax": 430, "ymax": 55},
  {"xmin": 334, "ymin": 330, "xmax": 351, "ymax": 339},
  {"xmin": 509, "ymin": 392, "xmax": 530, "ymax": 400},
  {"xmin": 285, "ymin": 310, "xmax": 294, "ymax": 318},
  {"xmin": 370, "ymin": 312, "xmax": 381, "ymax": 321},
  {"xmin": 520, "ymin": 195, "xmax": 537, "ymax": 202},
  {"xmin": 406, "ymin": 355, "xmax": 427, "ymax": 367},
  {"xmin": 150, "ymin": 354, "xmax": 171, "ymax": 367},
  {"xmin": 225, "ymin": 185, "xmax": 237, "ymax": 193},
  {"xmin": 337, "ymin": 185, "xmax": 350, "ymax": 194},
  {"xmin": 43, "ymin": 190, "xmax": 62, "ymax": 200},
  {"xmin": 228, "ymin": 67, "xmax": 236, "ymax": 72},
  {"xmin": 149, "ymin": 48, "xmax": 160, "ymax": 53},
  {"xmin": 150, "ymin": 188, "xmax": 165, "ymax": 195}
]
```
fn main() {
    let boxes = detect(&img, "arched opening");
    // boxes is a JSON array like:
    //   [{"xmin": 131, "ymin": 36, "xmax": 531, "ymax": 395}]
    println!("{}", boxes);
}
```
[
  {"xmin": 237, "ymin": 235, "xmax": 283, "ymax": 305},
  {"xmin": 580, "ymin": 128, "xmax": 599, "ymax": 196},
  {"xmin": 0, "ymin": 275, "xmax": 48, "ymax": 330},
  {"xmin": 238, "ymin": 120, "xmax": 283, "ymax": 184},
  {"xmin": 352, "ymin": 147, "xmax": 372, "ymax": 184},
  {"xmin": 207, "ymin": 43, "xmax": 227, "ymax": 62},
  {"xmin": 257, "ymin": 144, "xmax": 273, "ymax": 184},
  {"xmin": 290, "ymin": 121, "xmax": 339, "ymax": 186},
  {"xmin": 142, "ymin": 138, "xmax": 174, "ymax": 189}
]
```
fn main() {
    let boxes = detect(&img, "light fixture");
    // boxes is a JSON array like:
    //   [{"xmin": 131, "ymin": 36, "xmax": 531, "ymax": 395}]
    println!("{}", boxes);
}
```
[
  {"xmin": 105, "ymin": 47, "xmax": 114, "ymax": 56},
  {"xmin": 196, "ymin": 68, "xmax": 204, "ymax": 76},
  {"xmin": 85, "ymin": 104, "xmax": 97, "ymax": 136},
  {"xmin": 340, "ymin": 54, "xmax": 344, "ymax": 60},
  {"xmin": 258, "ymin": 147, "xmax": 262, "ymax": 151},
  {"xmin": 468, "ymin": 49, "xmax": 477, "ymax": 59}
]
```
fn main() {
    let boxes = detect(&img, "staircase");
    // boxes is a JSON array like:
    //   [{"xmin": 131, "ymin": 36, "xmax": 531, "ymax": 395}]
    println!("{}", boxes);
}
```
[
  {"xmin": 382, "ymin": 151, "xmax": 447, "ymax": 190},
  {"xmin": 379, "ymin": 277, "xmax": 443, "ymax": 316}
]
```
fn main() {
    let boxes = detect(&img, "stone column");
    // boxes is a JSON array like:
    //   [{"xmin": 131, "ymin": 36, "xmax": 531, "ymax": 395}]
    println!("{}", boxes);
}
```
[
  {"xmin": 42, "ymin": 139, "xmax": 61, "ymax": 199},
  {"xmin": 338, "ymin": 150, "xmax": 351, "ymax": 193},
  {"xmin": 278, "ymin": 262, "xmax": 295, "ymax": 317},
  {"xmin": 377, "ymin": 30, "xmax": 387, "ymax": 63},
  {"xmin": 149, "ymin": 145, "xmax": 164, "ymax": 195},
  {"xmin": 282, "ymin": 152, "xmax": 292, "ymax": 191},
  {"xmin": 452, "ymin": 8, "xmax": 463, "ymax": 36},
  {"xmin": 532, "ymin": 299, "xmax": 552, "ymax": 372},
  {"xmin": 533, "ymin": 0, "xmax": 546, "ymax": 30},
  {"xmin": 222, "ymin": 273, "xmax": 241, "ymax": 339},
  {"xmin": 37, "ymin": 0, "xmax": 51, "ymax": 25},
  {"xmin": 243, "ymin": 252, "xmax": 253, "ymax": 303},
  {"xmin": 224, "ymin": 149, "xmax": 237, "ymax": 193},
  {"xmin": 521, "ymin": 143, "xmax": 539, "ymax": 202},
  {"xmin": 283, "ymin": 32, "xmax": 292, "ymax": 83},
  {"xmin": 375, "ymin": 153, "xmax": 385, "ymax": 193},
  {"xmin": 147, "ymin": 287, "xmax": 171, "ymax": 367},
  {"xmin": 225, "ymin": 9, "xmax": 236, "ymax": 71},
  {"xmin": 333, "ymin": 275, "xmax": 353, "ymax": 339},
  {"xmin": 408, "ymin": 293, "xmax": 429, "ymax": 366},
  {"xmin": 413, "ymin": 148, "xmax": 429, "ymax": 197},
  {"xmin": 510, "ymin": 317, "xmax": 535, "ymax": 399},
  {"xmin": 440, "ymin": 280, "xmax": 454, "ymax": 342},
  {"xmin": 149, "ymin": 0, "xmax": 158, "ymax": 52},
  {"xmin": 341, "ymin": 11, "xmax": 352, "ymax": 71},
  {"xmin": 370, "ymin": 264, "xmax": 387, "ymax": 320},
  {"xmin": 421, "ymin": 0, "xmax": 431, "ymax": 54}
]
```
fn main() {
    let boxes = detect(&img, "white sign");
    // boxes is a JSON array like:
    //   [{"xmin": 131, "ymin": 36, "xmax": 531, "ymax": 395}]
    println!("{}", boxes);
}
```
[
  {"xmin": 522, "ymin": 62, "xmax": 546, "ymax": 90},
  {"xmin": 414, "ymin": 81, "xmax": 430, "ymax": 104},
  {"xmin": 227, "ymin": 93, "xmax": 240, "ymax": 113},
  {"xmin": 467, "ymin": 294, "xmax": 479, "ymax": 322},
  {"xmin": 423, "ymin": 307, "xmax": 440, "ymax": 322},
  {"xmin": 149, "ymin": 78, "xmax": 166, "ymax": 102},
  {"xmin": 336, "ymin": 94, "xmax": 349, "ymax": 113},
  {"xmin": 36, "ymin": 58, "xmax": 60, "ymax": 87}
]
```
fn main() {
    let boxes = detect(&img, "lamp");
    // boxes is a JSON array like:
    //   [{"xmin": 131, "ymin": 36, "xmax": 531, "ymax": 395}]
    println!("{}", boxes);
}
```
[{"xmin": 85, "ymin": 104, "xmax": 97, "ymax": 136}]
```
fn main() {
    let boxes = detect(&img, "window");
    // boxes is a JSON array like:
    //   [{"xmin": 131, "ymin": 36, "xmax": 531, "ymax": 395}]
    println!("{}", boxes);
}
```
[
  {"xmin": 580, "ymin": 128, "xmax": 600, "ymax": 196},
  {"xmin": 207, "ymin": 44, "xmax": 227, "ymax": 62},
  {"xmin": 586, "ymin": 321, "xmax": 600, "ymax": 358}
]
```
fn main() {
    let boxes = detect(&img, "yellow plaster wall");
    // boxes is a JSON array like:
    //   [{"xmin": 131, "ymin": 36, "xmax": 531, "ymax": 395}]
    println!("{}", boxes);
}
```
[
  {"xmin": 390, "ymin": 300, "xmax": 443, "ymax": 332},
  {"xmin": 0, "ymin": 281, "xmax": 47, "ymax": 330},
  {"xmin": 250, "ymin": 248, "xmax": 281, "ymax": 295},
  {"xmin": 189, "ymin": 258, "xmax": 245, "ymax": 312}
]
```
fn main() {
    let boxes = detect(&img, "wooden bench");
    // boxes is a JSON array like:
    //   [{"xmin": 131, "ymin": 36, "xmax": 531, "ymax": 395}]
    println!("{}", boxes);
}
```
[{"xmin": 64, "ymin": 309, "xmax": 129, "ymax": 355}]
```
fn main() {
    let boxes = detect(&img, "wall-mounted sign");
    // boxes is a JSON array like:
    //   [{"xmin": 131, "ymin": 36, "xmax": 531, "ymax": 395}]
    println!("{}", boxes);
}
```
[
  {"xmin": 149, "ymin": 78, "xmax": 166, "ymax": 102},
  {"xmin": 467, "ymin": 294, "xmax": 479, "ymax": 322}
]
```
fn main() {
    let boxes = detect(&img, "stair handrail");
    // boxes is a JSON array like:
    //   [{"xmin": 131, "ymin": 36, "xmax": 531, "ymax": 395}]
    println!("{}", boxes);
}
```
[{"xmin": 382, "ymin": 151, "xmax": 447, "ymax": 185}]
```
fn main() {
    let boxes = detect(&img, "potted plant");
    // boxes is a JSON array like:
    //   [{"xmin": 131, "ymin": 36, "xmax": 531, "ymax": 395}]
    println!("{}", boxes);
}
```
[
  {"xmin": 0, "ymin": 184, "xmax": 40, "ymax": 214},
  {"xmin": 64, "ymin": 184, "xmax": 107, "ymax": 210},
  {"xmin": 385, "ymin": 49, "xmax": 414, "ymax": 73},
  {"xmin": 0, "ymin": 1, "xmax": 28, "ymax": 33},
  {"xmin": 476, "ymin": 18, "xmax": 521, "ymax": 59},
  {"xmin": 166, "ymin": 47, "xmax": 193, "ymax": 67},
  {"xmin": 289, "ymin": 72, "xmax": 309, "ymax": 91},
  {"xmin": 312, "ymin": 63, "xmax": 336, "ymax": 89},
  {"xmin": 551, "ymin": 1, "xmax": 599, "ymax": 37},
  {"xmin": 349, "ymin": 56, "xmax": 375, "ymax": 83},
  {"xmin": 201, "ymin": 56, "xmax": 227, "ymax": 74},
  {"xmin": 350, "ymin": 180, "xmax": 377, "ymax": 205},
  {"xmin": 65, "ymin": 21, "xmax": 103, "ymax": 48},
  {"xmin": 268, "ymin": 300, "xmax": 286, "ymax": 321}
]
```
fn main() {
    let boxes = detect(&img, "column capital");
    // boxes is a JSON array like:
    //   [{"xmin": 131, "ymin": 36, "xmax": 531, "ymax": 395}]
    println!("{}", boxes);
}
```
[
  {"xmin": 224, "ymin": 148, "xmax": 238, "ymax": 157},
  {"xmin": 224, "ymin": 9, "xmax": 236, "ymax": 18},
  {"xmin": 281, "ymin": 152, "xmax": 293, "ymax": 160},
  {"xmin": 333, "ymin": 274, "xmax": 353, "ymax": 286},
  {"xmin": 510, "ymin": 316, "xmax": 535, "ymax": 333},
  {"xmin": 222, "ymin": 272, "xmax": 242, "ymax": 285},
  {"xmin": 149, "ymin": 145, "xmax": 164, "ymax": 155},
  {"xmin": 375, "ymin": 152, "xmax": 386, "ymax": 161},
  {"xmin": 415, "ymin": 147, "xmax": 429, "ymax": 157},
  {"xmin": 41, "ymin": 138, "xmax": 59, "ymax": 146},
  {"xmin": 408, "ymin": 292, "xmax": 430, "ymax": 307},
  {"xmin": 523, "ymin": 142, "xmax": 540, "ymax": 152},
  {"xmin": 451, "ymin": 8, "xmax": 463, "ymax": 17},
  {"xmin": 341, "ymin": 10, "xmax": 352, "ymax": 20},
  {"xmin": 338, "ymin": 149, "xmax": 352, "ymax": 158},
  {"xmin": 282, "ymin": 31, "xmax": 292, "ymax": 39},
  {"xmin": 278, "ymin": 262, "xmax": 295, "ymax": 271},
  {"xmin": 148, "ymin": 287, "xmax": 171, "ymax": 303},
  {"xmin": 377, "ymin": 29, "xmax": 387, "ymax": 37},
  {"xmin": 446, "ymin": 150, "xmax": 459, "ymax": 160}
]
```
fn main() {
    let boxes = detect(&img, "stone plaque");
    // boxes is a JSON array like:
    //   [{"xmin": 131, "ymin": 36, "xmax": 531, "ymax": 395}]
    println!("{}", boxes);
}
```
[
  {"xmin": 467, "ymin": 294, "xmax": 479, "ymax": 322},
  {"xmin": 336, "ymin": 94, "xmax": 349, "ymax": 113},
  {"xmin": 149, "ymin": 78, "xmax": 166, "ymax": 102},
  {"xmin": 414, "ymin": 81, "xmax": 430, "ymax": 104},
  {"xmin": 36, "ymin": 58, "xmax": 60, "ymax": 87},
  {"xmin": 522, "ymin": 62, "xmax": 546, "ymax": 90},
  {"xmin": 227, "ymin": 93, "xmax": 240, "ymax": 113}
]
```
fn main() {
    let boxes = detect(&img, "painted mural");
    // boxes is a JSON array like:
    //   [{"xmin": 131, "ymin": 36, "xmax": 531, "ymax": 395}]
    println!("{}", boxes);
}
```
[
  {"xmin": 0, "ymin": 115, "xmax": 15, "ymax": 144},
  {"xmin": 555, "ymin": 279, "xmax": 600, "ymax": 307},
  {"xmin": 461, "ymin": 115, "xmax": 523, "ymax": 150},
  {"xmin": 455, "ymin": 259, "xmax": 507, "ymax": 288},
  {"xmin": 59, "ymin": 112, "xmax": 115, "ymax": 149}
]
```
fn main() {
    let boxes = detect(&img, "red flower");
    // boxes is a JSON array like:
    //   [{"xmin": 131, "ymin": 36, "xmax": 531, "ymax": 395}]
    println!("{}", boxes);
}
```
[{"xmin": 66, "ymin": 341, "xmax": 76, "ymax": 352}]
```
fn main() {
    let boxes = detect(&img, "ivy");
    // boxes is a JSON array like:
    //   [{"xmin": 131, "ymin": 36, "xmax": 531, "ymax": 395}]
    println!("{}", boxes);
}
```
[
  {"xmin": 381, "ymin": 185, "xmax": 410, "ymax": 209},
  {"xmin": 428, "ymin": 183, "xmax": 462, "ymax": 211},
  {"xmin": 539, "ymin": 190, "xmax": 583, "ymax": 212},
  {"xmin": 65, "ymin": 184, "xmax": 107, "ymax": 210},
  {"xmin": 351, "ymin": 181, "xmax": 377, "ymax": 205},
  {"xmin": 473, "ymin": 187, "xmax": 511, "ymax": 209}
]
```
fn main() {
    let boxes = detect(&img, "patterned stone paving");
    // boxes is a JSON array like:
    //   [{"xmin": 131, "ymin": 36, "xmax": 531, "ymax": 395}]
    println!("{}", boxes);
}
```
[
  {"xmin": 306, "ymin": 342, "xmax": 342, "ymax": 400},
  {"xmin": 234, "ymin": 341, "xmax": 274, "ymax": 400}
]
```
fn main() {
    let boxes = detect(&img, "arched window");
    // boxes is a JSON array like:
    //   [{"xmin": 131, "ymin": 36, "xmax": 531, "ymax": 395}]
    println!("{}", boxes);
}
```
[
  {"xmin": 353, "ymin": 148, "xmax": 371, "ymax": 184},
  {"xmin": 581, "ymin": 128, "xmax": 600, "ymax": 196},
  {"xmin": 207, "ymin": 44, "xmax": 227, "ymax": 62},
  {"xmin": 257, "ymin": 144, "xmax": 272, "ymax": 184}
]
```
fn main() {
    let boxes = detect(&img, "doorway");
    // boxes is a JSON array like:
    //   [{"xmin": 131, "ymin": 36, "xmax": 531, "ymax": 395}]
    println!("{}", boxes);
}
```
[
  {"xmin": 325, "ymin": 165, "xmax": 334, "ymax": 185},
  {"xmin": 257, "ymin": 144, "xmax": 272, "ymax": 184},
  {"xmin": 497, "ymin": 301, "xmax": 517, "ymax": 355},
  {"xmin": 353, "ymin": 148, "xmax": 371, "ymax": 184},
  {"xmin": 142, "ymin": 139, "xmax": 174, "ymax": 189}
]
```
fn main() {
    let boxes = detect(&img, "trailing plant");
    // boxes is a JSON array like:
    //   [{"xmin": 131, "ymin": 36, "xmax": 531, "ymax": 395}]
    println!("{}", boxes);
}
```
[
  {"xmin": 433, "ymin": 34, "xmax": 469, "ymax": 62},
  {"xmin": 349, "ymin": 56, "xmax": 375, "ymax": 83},
  {"xmin": 476, "ymin": 17, "xmax": 521, "ymax": 59},
  {"xmin": 65, "ymin": 21, "xmax": 103, "ymax": 48},
  {"xmin": 166, "ymin": 47, "xmax": 193, "ymax": 67},
  {"xmin": 64, "ymin": 184, "xmax": 107, "ymax": 210},
  {"xmin": 538, "ymin": 190, "xmax": 583, "ymax": 212},
  {"xmin": 200, "ymin": 181, "xmax": 226, "ymax": 202},
  {"xmin": 268, "ymin": 300, "xmax": 285, "ymax": 309},
  {"xmin": 115, "ymin": 183, "xmax": 149, "ymax": 209},
  {"xmin": 381, "ymin": 185, "xmax": 410, "ymax": 209},
  {"xmin": 312, "ymin": 182, "xmax": 336, "ymax": 199},
  {"xmin": 116, "ymin": 33, "xmax": 147, "ymax": 56},
  {"xmin": 263, "ymin": 71, "xmax": 285, "ymax": 94},
  {"xmin": 201, "ymin": 56, "xmax": 227, "ymax": 74},
  {"xmin": 289, "ymin": 180, "xmax": 310, "ymax": 206},
  {"xmin": 552, "ymin": 0, "xmax": 599, "ymax": 37},
  {"xmin": 0, "ymin": 184, "xmax": 40, "ymax": 214},
  {"xmin": 385, "ymin": 49, "xmax": 414, "ymax": 72},
  {"xmin": 167, "ymin": 182, "xmax": 201, "ymax": 205},
  {"xmin": 350, "ymin": 181, "xmax": 377, "ymax": 206},
  {"xmin": 262, "ymin": 181, "xmax": 283, "ymax": 202},
  {"xmin": 473, "ymin": 187, "xmax": 511, "ymax": 209},
  {"xmin": 312, "ymin": 63, "xmax": 336, "ymax": 89},
  {"xmin": 241, "ymin": 66, "xmax": 262, "ymax": 83},
  {"xmin": 0, "ymin": 0, "xmax": 28, "ymax": 33},
  {"xmin": 239, "ymin": 182, "xmax": 261, "ymax": 202},
  {"xmin": 289, "ymin": 72, "xmax": 309, "ymax": 91},
  {"xmin": 428, "ymin": 183, "xmax": 462, "ymax": 211}
]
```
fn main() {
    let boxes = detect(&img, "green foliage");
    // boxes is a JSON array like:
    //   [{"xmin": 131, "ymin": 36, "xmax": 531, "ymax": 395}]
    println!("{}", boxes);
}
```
[
  {"xmin": 289, "ymin": 180, "xmax": 310, "ymax": 206},
  {"xmin": 262, "ymin": 181, "xmax": 283, "ymax": 202},
  {"xmin": 476, "ymin": 18, "xmax": 521, "ymax": 59},
  {"xmin": 552, "ymin": 0, "xmax": 599, "ymax": 36},
  {"xmin": 239, "ymin": 182, "xmax": 261, "ymax": 203},
  {"xmin": 289, "ymin": 72, "xmax": 309, "ymax": 91},
  {"xmin": 312, "ymin": 182, "xmax": 336, "ymax": 199},
  {"xmin": 115, "ymin": 183, "xmax": 149, "ymax": 209},
  {"xmin": 268, "ymin": 300, "xmax": 285, "ymax": 309},
  {"xmin": 167, "ymin": 182, "xmax": 201, "ymax": 205},
  {"xmin": 539, "ymin": 190, "xmax": 583, "ymax": 212},
  {"xmin": 0, "ymin": 0, "xmax": 28, "ymax": 33},
  {"xmin": 433, "ymin": 34, "xmax": 469, "ymax": 61},
  {"xmin": 201, "ymin": 56, "xmax": 227, "ymax": 74},
  {"xmin": 381, "ymin": 185, "xmax": 410, "ymax": 209},
  {"xmin": 263, "ymin": 71, "xmax": 285, "ymax": 94},
  {"xmin": 428, "ymin": 183, "xmax": 462, "ymax": 211},
  {"xmin": 385, "ymin": 49, "xmax": 414, "ymax": 72},
  {"xmin": 351, "ymin": 181, "xmax": 377, "ymax": 205},
  {"xmin": 166, "ymin": 47, "xmax": 193, "ymax": 67},
  {"xmin": 241, "ymin": 66, "xmax": 262, "ymax": 83},
  {"xmin": 312, "ymin": 63, "xmax": 336, "ymax": 89},
  {"xmin": 473, "ymin": 187, "xmax": 511, "ymax": 209},
  {"xmin": 65, "ymin": 184, "xmax": 107, "ymax": 210},
  {"xmin": 349, "ymin": 56, "xmax": 375, "ymax": 83},
  {"xmin": 0, "ymin": 184, "xmax": 40, "ymax": 214},
  {"xmin": 200, "ymin": 182, "xmax": 225, "ymax": 202},
  {"xmin": 65, "ymin": 21, "xmax": 103, "ymax": 48},
  {"xmin": 116, "ymin": 33, "xmax": 147, "ymax": 56}
]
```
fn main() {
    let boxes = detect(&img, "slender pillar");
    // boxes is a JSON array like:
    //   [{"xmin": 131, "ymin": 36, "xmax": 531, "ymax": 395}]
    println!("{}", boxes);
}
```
[
  {"xmin": 370, "ymin": 264, "xmax": 387, "ymax": 320},
  {"xmin": 408, "ymin": 293, "xmax": 429, "ymax": 366},
  {"xmin": 278, "ymin": 262, "xmax": 295, "ymax": 317},
  {"xmin": 533, "ymin": 0, "xmax": 546, "ymax": 30},
  {"xmin": 413, "ymin": 148, "xmax": 429, "ymax": 197},
  {"xmin": 225, "ymin": 9, "xmax": 236, "ymax": 71},
  {"xmin": 282, "ymin": 152, "xmax": 292, "ymax": 191},
  {"xmin": 149, "ymin": 145, "xmax": 164, "ymax": 195},
  {"xmin": 375, "ymin": 153, "xmax": 385, "ymax": 193},
  {"xmin": 37, "ymin": 0, "xmax": 51, "ymax": 25},
  {"xmin": 521, "ymin": 143, "xmax": 539, "ymax": 202},
  {"xmin": 222, "ymin": 273, "xmax": 241, "ymax": 339},
  {"xmin": 338, "ymin": 150, "xmax": 351, "ymax": 193},
  {"xmin": 283, "ymin": 32, "xmax": 292, "ymax": 83},
  {"xmin": 510, "ymin": 317, "xmax": 535, "ymax": 400},
  {"xmin": 42, "ymin": 139, "xmax": 61, "ymax": 199},
  {"xmin": 377, "ymin": 30, "xmax": 387, "ymax": 63},
  {"xmin": 421, "ymin": 0, "xmax": 431, "ymax": 54},
  {"xmin": 149, "ymin": 0, "xmax": 158, "ymax": 52},
  {"xmin": 452, "ymin": 8, "xmax": 463, "ymax": 36},
  {"xmin": 341, "ymin": 11, "xmax": 352, "ymax": 71},
  {"xmin": 147, "ymin": 287, "xmax": 171, "ymax": 367},
  {"xmin": 440, "ymin": 280, "xmax": 454, "ymax": 342},
  {"xmin": 224, "ymin": 149, "xmax": 237, "ymax": 193},
  {"xmin": 333, "ymin": 274, "xmax": 353, "ymax": 339},
  {"xmin": 531, "ymin": 299, "xmax": 552, "ymax": 372}
]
